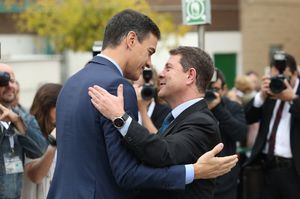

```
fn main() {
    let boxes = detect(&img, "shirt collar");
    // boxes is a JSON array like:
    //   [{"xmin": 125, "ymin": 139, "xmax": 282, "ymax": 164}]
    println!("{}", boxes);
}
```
[
  {"xmin": 171, "ymin": 98, "xmax": 203, "ymax": 119},
  {"xmin": 97, "ymin": 54, "xmax": 123, "ymax": 76}
]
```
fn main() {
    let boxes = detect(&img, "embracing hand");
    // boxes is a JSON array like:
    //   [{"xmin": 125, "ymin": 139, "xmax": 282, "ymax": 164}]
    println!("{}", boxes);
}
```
[
  {"xmin": 88, "ymin": 84, "xmax": 125, "ymax": 121},
  {"xmin": 193, "ymin": 143, "xmax": 238, "ymax": 179}
]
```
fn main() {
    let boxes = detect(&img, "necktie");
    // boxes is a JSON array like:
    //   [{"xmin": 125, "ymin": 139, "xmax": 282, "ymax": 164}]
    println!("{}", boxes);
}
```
[
  {"xmin": 159, "ymin": 112, "xmax": 174, "ymax": 134},
  {"xmin": 268, "ymin": 101, "xmax": 285, "ymax": 156}
]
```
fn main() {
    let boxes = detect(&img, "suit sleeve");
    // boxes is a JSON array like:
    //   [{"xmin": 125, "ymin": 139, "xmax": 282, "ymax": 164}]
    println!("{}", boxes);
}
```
[
  {"xmin": 245, "ymin": 98, "xmax": 263, "ymax": 124},
  {"xmin": 290, "ymin": 95, "xmax": 300, "ymax": 118},
  {"xmin": 124, "ymin": 111, "xmax": 220, "ymax": 167},
  {"xmin": 101, "ymin": 79, "xmax": 186, "ymax": 190},
  {"xmin": 211, "ymin": 98, "xmax": 247, "ymax": 142},
  {"xmin": 16, "ymin": 111, "xmax": 48, "ymax": 159}
]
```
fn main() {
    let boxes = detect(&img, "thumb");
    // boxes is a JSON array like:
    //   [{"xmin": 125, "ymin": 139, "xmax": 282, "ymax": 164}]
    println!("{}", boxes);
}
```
[
  {"xmin": 210, "ymin": 143, "xmax": 224, "ymax": 156},
  {"xmin": 118, "ymin": 84, "xmax": 124, "ymax": 99}
]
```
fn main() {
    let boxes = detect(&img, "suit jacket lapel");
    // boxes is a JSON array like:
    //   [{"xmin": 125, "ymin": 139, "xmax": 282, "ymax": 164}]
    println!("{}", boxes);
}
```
[{"xmin": 163, "ymin": 100, "xmax": 207, "ymax": 137}]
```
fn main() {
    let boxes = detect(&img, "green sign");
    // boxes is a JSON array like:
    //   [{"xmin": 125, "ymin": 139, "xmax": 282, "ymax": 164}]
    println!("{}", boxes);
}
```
[{"xmin": 182, "ymin": 0, "xmax": 211, "ymax": 25}]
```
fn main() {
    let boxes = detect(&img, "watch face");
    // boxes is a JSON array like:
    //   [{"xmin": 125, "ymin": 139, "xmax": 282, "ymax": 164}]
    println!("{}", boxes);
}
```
[{"xmin": 113, "ymin": 117, "xmax": 124, "ymax": 128}]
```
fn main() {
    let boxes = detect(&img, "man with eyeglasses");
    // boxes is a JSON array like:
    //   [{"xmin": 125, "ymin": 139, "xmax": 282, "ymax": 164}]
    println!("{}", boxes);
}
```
[{"xmin": 206, "ymin": 69, "xmax": 247, "ymax": 199}]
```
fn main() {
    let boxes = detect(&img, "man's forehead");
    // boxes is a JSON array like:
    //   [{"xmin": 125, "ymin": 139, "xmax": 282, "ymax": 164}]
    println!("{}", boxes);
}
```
[{"xmin": 0, "ymin": 64, "xmax": 15, "ymax": 77}]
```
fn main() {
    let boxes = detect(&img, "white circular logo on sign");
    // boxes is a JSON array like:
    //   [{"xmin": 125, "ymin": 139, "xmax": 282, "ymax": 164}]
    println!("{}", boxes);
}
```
[{"xmin": 186, "ymin": 0, "xmax": 205, "ymax": 20}]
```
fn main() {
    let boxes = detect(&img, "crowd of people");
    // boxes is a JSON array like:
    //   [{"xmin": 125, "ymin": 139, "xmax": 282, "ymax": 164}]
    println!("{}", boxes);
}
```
[{"xmin": 0, "ymin": 9, "xmax": 299, "ymax": 199}]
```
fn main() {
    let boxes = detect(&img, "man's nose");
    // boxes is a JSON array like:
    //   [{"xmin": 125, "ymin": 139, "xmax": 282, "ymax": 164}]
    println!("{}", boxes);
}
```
[{"xmin": 146, "ymin": 57, "xmax": 152, "ymax": 68}]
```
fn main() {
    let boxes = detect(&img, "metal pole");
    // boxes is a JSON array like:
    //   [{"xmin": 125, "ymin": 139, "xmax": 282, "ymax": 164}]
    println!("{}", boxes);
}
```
[{"xmin": 197, "ymin": 25, "xmax": 205, "ymax": 49}]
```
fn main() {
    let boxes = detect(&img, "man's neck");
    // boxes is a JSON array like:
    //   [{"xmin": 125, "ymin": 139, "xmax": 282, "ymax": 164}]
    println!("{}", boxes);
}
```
[{"xmin": 101, "ymin": 48, "xmax": 126, "ymax": 73}]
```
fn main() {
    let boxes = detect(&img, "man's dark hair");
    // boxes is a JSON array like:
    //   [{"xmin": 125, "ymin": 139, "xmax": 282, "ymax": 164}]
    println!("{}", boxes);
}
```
[
  {"xmin": 169, "ymin": 46, "xmax": 214, "ymax": 93},
  {"xmin": 270, "ymin": 52, "xmax": 298, "ymax": 73},
  {"xmin": 215, "ymin": 68, "xmax": 226, "ymax": 88},
  {"xmin": 102, "ymin": 9, "xmax": 161, "ymax": 50}
]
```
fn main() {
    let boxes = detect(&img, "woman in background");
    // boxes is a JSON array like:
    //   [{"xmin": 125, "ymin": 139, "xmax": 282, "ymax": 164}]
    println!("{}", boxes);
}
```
[{"xmin": 21, "ymin": 83, "xmax": 62, "ymax": 199}]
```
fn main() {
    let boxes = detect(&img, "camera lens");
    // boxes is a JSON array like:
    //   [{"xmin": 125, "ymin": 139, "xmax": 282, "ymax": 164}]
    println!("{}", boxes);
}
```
[
  {"xmin": 0, "ymin": 72, "xmax": 10, "ymax": 87},
  {"xmin": 269, "ymin": 76, "xmax": 286, "ymax": 94},
  {"xmin": 141, "ymin": 84, "xmax": 156, "ymax": 100},
  {"xmin": 205, "ymin": 89, "xmax": 217, "ymax": 102}
]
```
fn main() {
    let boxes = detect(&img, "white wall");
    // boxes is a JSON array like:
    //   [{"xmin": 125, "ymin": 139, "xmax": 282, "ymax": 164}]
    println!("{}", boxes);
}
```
[{"xmin": 0, "ymin": 34, "xmax": 46, "ymax": 58}]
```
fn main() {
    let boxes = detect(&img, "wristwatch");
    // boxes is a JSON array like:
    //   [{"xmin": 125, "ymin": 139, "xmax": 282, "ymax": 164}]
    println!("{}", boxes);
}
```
[
  {"xmin": 112, "ymin": 113, "xmax": 129, "ymax": 128},
  {"xmin": 48, "ymin": 134, "xmax": 57, "ymax": 147}
]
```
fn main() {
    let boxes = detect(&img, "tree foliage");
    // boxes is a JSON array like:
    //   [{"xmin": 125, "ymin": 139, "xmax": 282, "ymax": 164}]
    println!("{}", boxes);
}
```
[{"xmin": 6, "ymin": 0, "xmax": 188, "ymax": 53}]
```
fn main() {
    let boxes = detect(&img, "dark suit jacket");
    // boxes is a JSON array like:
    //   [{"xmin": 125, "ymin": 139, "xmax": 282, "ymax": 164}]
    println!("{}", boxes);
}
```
[
  {"xmin": 47, "ymin": 56, "xmax": 186, "ymax": 199},
  {"xmin": 244, "ymin": 77, "xmax": 300, "ymax": 176},
  {"xmin": 211, "ymin": 97, "xmax": 247, "ymax": 195},
  {"xmin": 124, "ymin": 100, "xmax": 221, "ymax": 199}
]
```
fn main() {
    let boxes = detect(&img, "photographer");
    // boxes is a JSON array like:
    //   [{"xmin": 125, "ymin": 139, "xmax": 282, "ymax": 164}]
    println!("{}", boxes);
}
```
[
  {"xmin": 0, "ymin": 63, "xmax": 47, "ymax": 199},
  {"xmin": 244, "ymin": 52, "xmax": 300, "ymax": 199},
  {"xmin": 133, "ymin": 68, "xmax": 171, "ymax": 133},
  {"xmin": 205, "ymin": 69, "xmax": 247, "ymax": 199}
]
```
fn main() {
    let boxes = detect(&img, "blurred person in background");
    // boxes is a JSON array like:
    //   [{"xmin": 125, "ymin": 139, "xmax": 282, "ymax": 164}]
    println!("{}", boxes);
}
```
[
  {"xmin": 21, "ymin": 83, "xmax": 62, "ymax": 199},
  {"xmin": 227, "ymin": 74, "xmax": 259, "ymax": 148},
  {"xmin": 244, "ymin": 52, "xmax": 300, "ymax": 199},
  {"xmin": 227, "ymin": 75, "xmax": 256, "ymax": 106},
  {"xmin": 0, "ymin": 63, "xmax": 47, "ymax": 199},
  {"xmin": 205, "ymin": 69, "xmax": 247, "ymax": 199},
  {"xmin": 12, "ymin": 81, "xmax": 27, "ymax": 114},
  {"xmin": 133, "ymin": 67, "xmax": 171, "ymax": 133},
  {"xmin": 246, "ymin": 70, "xmax": 261, "ymax": 92}
]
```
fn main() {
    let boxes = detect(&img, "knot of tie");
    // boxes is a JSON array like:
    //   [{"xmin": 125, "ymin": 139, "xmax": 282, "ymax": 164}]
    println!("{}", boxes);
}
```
[{"xmin": 159, "ymin": 112, "xmax": 174, "ymax": 134}]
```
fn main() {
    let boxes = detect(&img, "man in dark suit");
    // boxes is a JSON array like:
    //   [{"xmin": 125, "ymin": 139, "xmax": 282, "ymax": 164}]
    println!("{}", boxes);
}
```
[
  {"xmin": 88, "ymin": 46, "xmax": 225, "ymax": 199},
  {"xmin": 206, "ymin": 69, "xmax": 247, "ymax": 199},
  {"xmin": 244, "ymin": 52, "xmax": 300, "ymax": 199},
  {"xmin": 48, "ymin": 10, "xmax": 238, "ymax": 199}
]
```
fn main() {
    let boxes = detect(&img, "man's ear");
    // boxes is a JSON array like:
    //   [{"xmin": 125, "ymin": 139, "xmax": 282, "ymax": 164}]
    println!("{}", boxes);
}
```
[
  {"xmin": 187, "ymin": 67, "xmax": 197, "ymax": 85},
  {"xmin": 125, "ymin": 31, "xmax": 137, "ymax": 49}
]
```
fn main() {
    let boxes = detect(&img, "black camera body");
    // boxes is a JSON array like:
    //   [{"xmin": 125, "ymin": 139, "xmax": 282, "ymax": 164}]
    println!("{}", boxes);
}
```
[
  {"xmin": 141, "ymin": 69, "xmax": 156, "ymax": 100},
  {"xmin": 269, "ymin": 52, "xmax": 287, "ymax": 94},
  {"xmin": 270, "ymin": 75, "xmax": 286, "ymax": 94},
  {"xmin": 92, "ymin": 41, "xmax": 102, "ymax": 57},
  {"xmin": 205, "ymin": 88, "xmax": 217, "ymax": 102},
  {"xmin": 0, "ymin": 72, "xmax": 10, "ymax": 87}
]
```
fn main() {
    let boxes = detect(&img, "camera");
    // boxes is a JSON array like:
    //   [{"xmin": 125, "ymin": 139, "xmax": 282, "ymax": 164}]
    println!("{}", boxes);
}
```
[
  {"xmin": 0, "ymin": 72, "xmax": 10, "ymax": 87},
  {"xmin": 205, "ymin": 88, "xmax": 217, "ymax": 102},
  {"xmin": 92, "ymin": 41, "xmax": 102, "ymax": 57},
  {"xmin": 269, "ymin": 51, "xmax": 287, "ymax": 94},
  {"xmin": 141, "ymin": 69, "xmax": 156, "ymax": 100}
]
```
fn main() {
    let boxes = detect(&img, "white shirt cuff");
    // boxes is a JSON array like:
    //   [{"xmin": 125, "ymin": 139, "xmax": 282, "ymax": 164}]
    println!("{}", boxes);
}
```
[
  {"xmin": 118, "ymin": 116, "xmax": 132, "ymax": 136},
  {"xmin": 253, "ymin": 92, "xmax": 265, "ymax": 108},
  {"xmin": 185, "ymin": 164, "xmax": 194, "ymax": 184}
]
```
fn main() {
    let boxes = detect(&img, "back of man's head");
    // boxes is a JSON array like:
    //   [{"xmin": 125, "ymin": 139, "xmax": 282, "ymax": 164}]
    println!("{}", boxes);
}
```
[
  {"xmin": 169, "ymin": 46, "xmax": 214, "ymax": 93},
  {"xmin": 102, "ymin": 9, "xmax": 161, "ymax": 50}
]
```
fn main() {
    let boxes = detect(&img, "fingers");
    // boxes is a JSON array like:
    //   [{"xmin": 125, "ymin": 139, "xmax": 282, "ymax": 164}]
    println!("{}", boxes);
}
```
[
  {"xmin": 117, "ymin": 84, "xmax": 124, "ymax": 99},
  {"xmin": 93, "ymin": 85, "xmax": 109, "ymax": 95},
  {"xmin": 217, "ymin": 154, "xmax": 238, "ymax": 165},
  {"xmin": 0, "ymin": 103, "xmax": 7, "ymax": 112},
  {"xmin": 283, "ymin": 79, "xmax": 292, "ymax": 89},
  {"xmin": 208, "ymin": 143, "xmax": 224, "ymax": 157}
]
